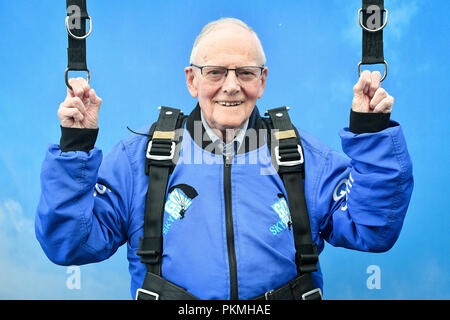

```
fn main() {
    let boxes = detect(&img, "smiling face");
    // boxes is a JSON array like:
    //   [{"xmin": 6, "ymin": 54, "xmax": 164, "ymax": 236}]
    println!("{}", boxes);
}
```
[{"xmin": 185, "ymin": 23, "xmax": 268, "ymax": 134}]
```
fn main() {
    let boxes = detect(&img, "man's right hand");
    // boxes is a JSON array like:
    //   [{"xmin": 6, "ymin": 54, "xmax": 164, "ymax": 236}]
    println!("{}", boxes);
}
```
[{"xmin": 58, "ymin": 77, "xmax": 102, "ymax": 129}]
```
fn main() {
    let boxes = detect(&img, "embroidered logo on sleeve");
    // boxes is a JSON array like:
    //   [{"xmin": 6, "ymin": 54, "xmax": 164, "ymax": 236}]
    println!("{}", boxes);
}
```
[
  {"xmin": 269, "ymin": 196, "xmax": 292, "ymax": 236},
  {"xmin": 333, "ymin": 172, "xmax": 354, "ymax": 211}
]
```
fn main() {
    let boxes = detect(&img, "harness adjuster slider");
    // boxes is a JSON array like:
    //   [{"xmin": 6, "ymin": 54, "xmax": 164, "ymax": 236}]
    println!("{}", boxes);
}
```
[
  {"xmin": 136, "ymin": 237, "xmax": 162, "ymax": 265},
  {"xmin": 146, "ymin": 140, "xmax": 176, "ymax": 161},
  {"xmin": 136, "ymin": 249, "xmax": 161, "ymax": 265},
  {"xmin": 296, "ymin": 244, "xmax": 319, "ymax": 274},
  {"xmin": 274, "ymin": 145, "xmax": 304, "ymax": 167}
]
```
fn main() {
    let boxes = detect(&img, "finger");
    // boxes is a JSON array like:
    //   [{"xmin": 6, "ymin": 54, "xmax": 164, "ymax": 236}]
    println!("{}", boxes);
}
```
[
  {"xmin": 67, "ymin": 77, "xmax": 89, "ymax": 99},
  {"xmin": 373, "ymin": 95, "xmax": 394, "ymax": 113},
  {"xmin": 369, "ymin": 87, "xmax": 387, "ymax": 110},
  {"xmin": 66, "ymin": 78, "xmax": 76, "ymax": 98},
  {"xmin": 353, "ymin": 70, "xmax": 372, "ymax": 95},
  {"xmin": 60, "ymin": 118, "xmax": 74, "ymax": 127},
  {"xmin": 67, "ymin": 78, "xmax": 82, "ymax": 98},
  {"xmin": 64, "ymin": 96, "xmax": 87, "ymax": 115},
  {"xmin": 58, "ymin": 105, "xmax": 84, "ymax": 122},
  {"xmin": 369, "ymin": 71, "xmax": 382, "ymax": 98},
  {"xmin": 82, "ymin": 82, "xmax": 91, "ymax": 101},
  {"xmin": 89, "ymin": 89, "xmax": 102, "ymax": 108},
  {"xmin": 72, "ymin": 96, "xmax": 87, "ymax": 114}
]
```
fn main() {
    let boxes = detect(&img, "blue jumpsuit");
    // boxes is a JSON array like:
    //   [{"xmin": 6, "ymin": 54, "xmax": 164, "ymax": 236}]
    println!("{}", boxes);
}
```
[{"xmin": 35, "ymin": 105, "xmax": 414, "ymax": 299}]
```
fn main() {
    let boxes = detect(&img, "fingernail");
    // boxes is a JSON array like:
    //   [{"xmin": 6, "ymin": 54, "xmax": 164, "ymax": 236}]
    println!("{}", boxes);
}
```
[{"xmin": 364, "ymin": 86, "xmax": 369, "ymax": 94}]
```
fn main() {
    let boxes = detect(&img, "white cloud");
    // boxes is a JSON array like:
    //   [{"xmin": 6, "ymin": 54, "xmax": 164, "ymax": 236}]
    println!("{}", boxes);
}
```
[{"xmin": 0, "ymin": 199, "xmax": 33, "ymax": 237}]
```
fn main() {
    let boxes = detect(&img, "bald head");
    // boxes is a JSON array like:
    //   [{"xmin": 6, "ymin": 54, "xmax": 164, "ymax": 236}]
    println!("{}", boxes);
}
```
[{"xmin": 189, "ymin": 18, "xmax": 266, "ymax": 66}]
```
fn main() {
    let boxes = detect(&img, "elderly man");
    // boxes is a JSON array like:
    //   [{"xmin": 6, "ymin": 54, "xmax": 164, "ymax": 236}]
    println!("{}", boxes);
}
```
[{"xmin": 36, "ymin": 18, "xmax": 413, "ymax": 300}]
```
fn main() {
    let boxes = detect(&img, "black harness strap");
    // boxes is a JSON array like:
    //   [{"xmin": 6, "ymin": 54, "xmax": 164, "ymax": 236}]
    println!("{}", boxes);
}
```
[
  {"xmin": 265, "ymin": 107, "xmax": 319, "ymax": 277},
  {"xmin": 254, "ymin": 273, "xmax": 320, "ymax": 301},
  {"xmin": 65, "ymin": 0, "xmax": 92, "ymax": 90},
  {"xmin": 358, "ymin": 0, "xmax": 388, "ymax": 81},
  {"xmin": 137, "ymin": 107, "xmax": 184, "ymax": 278},
  {"xmin": 138, "ymin": 272, "xmax": 198, "ymax": 300}
]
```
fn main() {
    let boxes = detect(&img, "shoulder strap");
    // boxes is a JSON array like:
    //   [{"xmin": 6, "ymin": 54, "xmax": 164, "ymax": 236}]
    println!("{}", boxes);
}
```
[
  {"xmin": 264, "ymin": 106, "xmax": 319, "ymax": 276},
  {"xmin": 137, "ymin": 106, "xmax": 186, "ymax": 276}
]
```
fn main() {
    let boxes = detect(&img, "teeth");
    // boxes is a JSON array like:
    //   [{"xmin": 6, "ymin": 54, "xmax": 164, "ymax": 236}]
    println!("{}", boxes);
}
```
[{"xmin": 217, "ymin": 101, "xmax": 243, "ymax": 106}]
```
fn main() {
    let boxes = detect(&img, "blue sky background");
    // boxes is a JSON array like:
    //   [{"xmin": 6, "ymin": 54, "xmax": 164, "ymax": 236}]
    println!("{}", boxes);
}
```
[{"xmin": 0, "ymin": 0, "xmax": 448, "ymax": 299}]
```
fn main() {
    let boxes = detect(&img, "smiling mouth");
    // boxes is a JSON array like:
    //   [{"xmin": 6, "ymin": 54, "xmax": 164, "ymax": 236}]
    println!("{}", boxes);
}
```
[{"xmin": 215, "ymin": 101, "xmax": 244, "ymax": 107}]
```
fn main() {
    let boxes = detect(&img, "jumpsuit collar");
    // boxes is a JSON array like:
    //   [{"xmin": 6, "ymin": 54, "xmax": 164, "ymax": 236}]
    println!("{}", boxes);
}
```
[{"xmin": 186, "ymin": 103, "xmax": 266, "ymax": 155}]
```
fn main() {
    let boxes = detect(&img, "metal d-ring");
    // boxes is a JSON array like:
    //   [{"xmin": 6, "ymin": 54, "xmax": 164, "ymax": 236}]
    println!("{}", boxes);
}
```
[
  {"xmin": 358, "ymin": 60, "xmax": 388, "ymax": 82},
  {"xmin": 358, "ymin": 8, "xmax": 388, "ymax": 33},
  {"xmin": 65, "ymin": 68, "xmax": 90, "ymax": 91},
  {"xmin": 65, "ymin": 15, "xmax": 93, "ymax": 40}
]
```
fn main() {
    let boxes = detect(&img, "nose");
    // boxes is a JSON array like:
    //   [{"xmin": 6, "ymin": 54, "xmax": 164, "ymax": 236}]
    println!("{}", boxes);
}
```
[{"xmin": 221, "ymin": 70, "xmax": 241, "ymax": 94}]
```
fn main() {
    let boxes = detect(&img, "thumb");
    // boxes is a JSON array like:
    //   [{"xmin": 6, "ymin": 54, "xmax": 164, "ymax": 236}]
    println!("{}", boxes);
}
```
[{"xmin": 89, "ymin": 89, "xmax": 102, "ymax": 108}]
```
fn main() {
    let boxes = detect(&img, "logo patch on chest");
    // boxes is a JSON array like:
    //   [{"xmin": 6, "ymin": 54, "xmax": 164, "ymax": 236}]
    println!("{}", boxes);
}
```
[
  {"xmin": 163, "ymin": 184, "xmax": 198, "ymax": 235},
  {"xmin": 269, "ymin": 196, "xmax": 292, "ymax": 236}
]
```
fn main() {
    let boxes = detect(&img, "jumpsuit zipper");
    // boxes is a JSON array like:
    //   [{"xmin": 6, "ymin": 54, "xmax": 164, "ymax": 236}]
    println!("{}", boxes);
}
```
[{"xmin": 224, "ymin": 155, "xmax": 238, "ymax": 300}]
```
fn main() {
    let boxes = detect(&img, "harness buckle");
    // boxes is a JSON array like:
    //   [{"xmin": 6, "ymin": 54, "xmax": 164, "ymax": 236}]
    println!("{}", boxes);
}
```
[
  {"xmin": 274, "ymin": 145, "xmax": 304, "ymax": 167},
  {"xmin": 301, "ymin": 288, "xmax": 322, "ymax": 300},
  {"xmin": 136, "ymin": 288, "xmax": 160, "ymax": 300},
  {"xmin": 146, "ymin": 140, "xmax": 176, "ymax": 161}
]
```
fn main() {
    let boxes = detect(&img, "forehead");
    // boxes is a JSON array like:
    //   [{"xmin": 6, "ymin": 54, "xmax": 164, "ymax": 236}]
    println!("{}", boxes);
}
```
[{"xmin": 195, "ymin": 24, "xmax": 263, "ymax": 66}]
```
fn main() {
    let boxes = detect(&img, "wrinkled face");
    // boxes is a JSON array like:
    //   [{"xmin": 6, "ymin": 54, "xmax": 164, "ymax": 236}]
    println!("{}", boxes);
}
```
[{"xmin": 185, "ymin": 24, "xmax": 268, "ymax": 133}]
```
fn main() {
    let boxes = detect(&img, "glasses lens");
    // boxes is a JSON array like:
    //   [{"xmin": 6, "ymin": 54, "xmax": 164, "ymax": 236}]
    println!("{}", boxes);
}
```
[
  {"xmin": 203, "ymin": 67, "xmax": 227, "ymax": 82},
  {"xmin": 236, "ymin": 67, "xmax": 261, "ymax": 82}
]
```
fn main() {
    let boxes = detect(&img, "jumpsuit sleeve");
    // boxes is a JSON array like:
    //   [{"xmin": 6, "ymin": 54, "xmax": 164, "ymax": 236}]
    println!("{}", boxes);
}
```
[
  {"xmin": 35, "ymin": 140, "xmax": 133, "ymax": 265},
  {"xmin": 313, "ymin": 121, "xmax": 414, "ymax": 252}
]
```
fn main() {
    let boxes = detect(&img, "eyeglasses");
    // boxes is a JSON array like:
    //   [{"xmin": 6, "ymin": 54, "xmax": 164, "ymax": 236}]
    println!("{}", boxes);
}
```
[{"xmin": 190, "ymin": 64, "xmax": 264, "ymax": 85}]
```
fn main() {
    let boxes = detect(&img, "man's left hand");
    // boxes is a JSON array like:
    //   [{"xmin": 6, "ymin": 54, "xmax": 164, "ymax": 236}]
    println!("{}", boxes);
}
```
[{"xmin": 352, "ymin": 70, "xmax": 394, "ymax": 113}]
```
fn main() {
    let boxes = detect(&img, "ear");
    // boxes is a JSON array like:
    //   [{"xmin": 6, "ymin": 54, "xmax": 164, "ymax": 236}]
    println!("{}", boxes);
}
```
[
  {"xmin": 185, "ymin": 66, "xmax": 198, "ymax": 98},
  {"xmin": 257, "ymin": 67, "xmax": 268, "ymax": 99}
]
